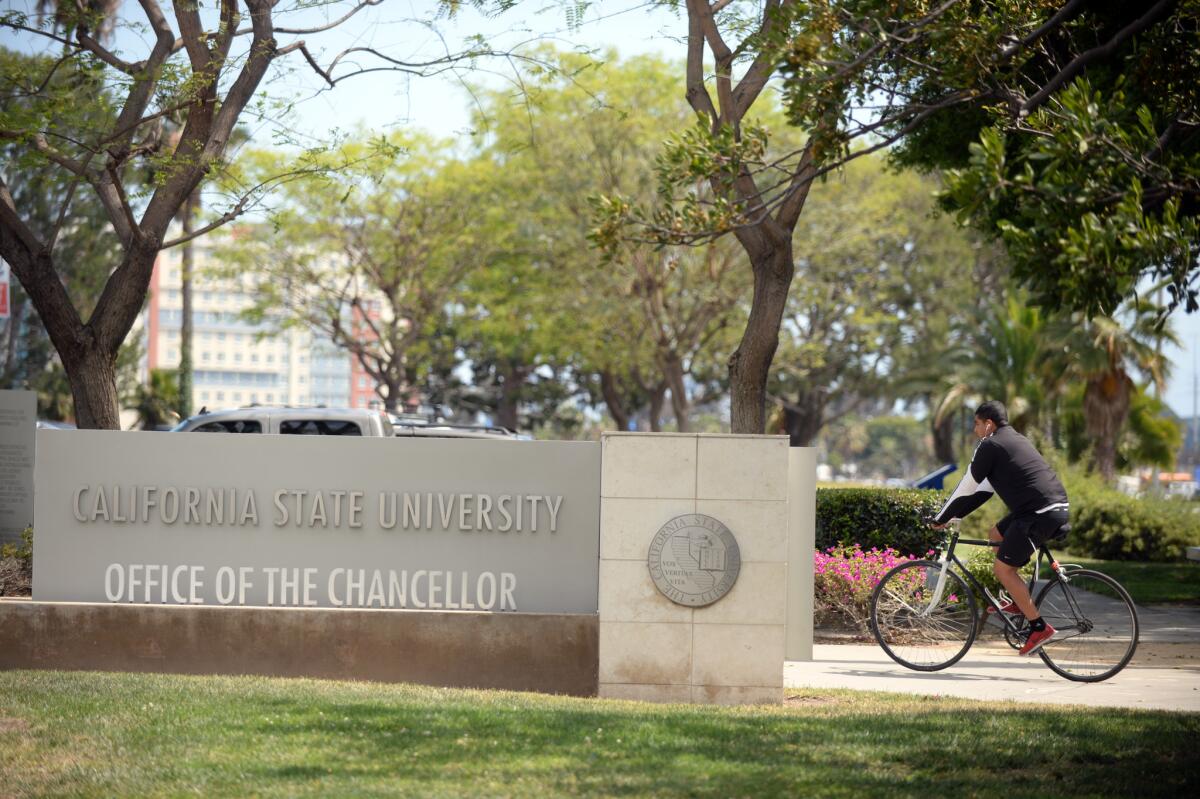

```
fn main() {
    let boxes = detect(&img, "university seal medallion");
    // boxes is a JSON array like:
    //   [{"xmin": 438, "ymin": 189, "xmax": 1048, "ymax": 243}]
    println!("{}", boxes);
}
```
[{"xmin": 646, "ymin": 514, "xmax": 740, "ymax": 607}]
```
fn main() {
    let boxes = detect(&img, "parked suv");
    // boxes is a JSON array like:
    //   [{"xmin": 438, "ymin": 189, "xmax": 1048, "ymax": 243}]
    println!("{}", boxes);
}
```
[
  {"xmin": 391, "ymin": 417, "xmax": 516, "ymax": 440},
  {"xmin": 171, "ymin": 407, "xmax": 394, "ymax": 437}
]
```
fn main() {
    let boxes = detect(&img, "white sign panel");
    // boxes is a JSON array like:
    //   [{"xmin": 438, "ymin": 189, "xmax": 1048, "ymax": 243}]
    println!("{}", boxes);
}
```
[
  {"xmin": 34, "ymin": 431, "xmax": 601, "ymax": 613},
  {"xmin": 0, "ymin": 389, "xmax": 36, "ymax": 544}
]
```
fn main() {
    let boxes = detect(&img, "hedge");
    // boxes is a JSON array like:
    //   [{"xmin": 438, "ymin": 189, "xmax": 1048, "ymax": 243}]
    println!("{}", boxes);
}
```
[
  {"xmin": 1068, "ymin": 496, "xmax": 1197, "ymax": 561},
  {"xmin": 817, "ymin": 485, "xmax": 1200, "ymax": 563},
  {"xmin": 815, "ymin": 488, "xmax": 946, "ymax": 558}
]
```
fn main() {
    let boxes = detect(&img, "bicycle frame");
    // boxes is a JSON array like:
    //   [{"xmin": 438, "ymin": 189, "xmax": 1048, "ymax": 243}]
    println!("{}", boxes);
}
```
[{"xmin": 923, "ymin": 527, "xmax": 1069, "ymax": 640}]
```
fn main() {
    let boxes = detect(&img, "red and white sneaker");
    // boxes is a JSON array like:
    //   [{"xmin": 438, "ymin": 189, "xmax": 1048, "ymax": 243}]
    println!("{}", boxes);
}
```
[
  {"xmin": 986, "ymin": 595, "xmax": 1020, "ymax": 616},
  {"xmin": 1019, "ymin": 624, "xmax": 1057, "ymax": 656}
]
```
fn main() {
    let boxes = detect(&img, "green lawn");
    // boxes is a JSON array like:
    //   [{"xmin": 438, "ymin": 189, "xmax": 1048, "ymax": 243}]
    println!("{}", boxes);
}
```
[
  {"xmin": 1, "ymin": 671, "xmax": 1196, "ymax": 798},
  {"xmin": 1058, "ymin": 552, "xmax": 1200, "ymax": 605}
]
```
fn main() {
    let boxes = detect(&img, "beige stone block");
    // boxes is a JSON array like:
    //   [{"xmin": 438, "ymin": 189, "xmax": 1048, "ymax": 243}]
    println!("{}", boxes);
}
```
[
  {"xmin": 694, "ymin": 499, "xmax": 788, "ymax": 563},
  {"xmin": 691, "ymin": 623, "xmax": 785, "ymax": 688},
  {"xmin": 696, "ymin": 435, "xmax": 788, "ymax": 501},
  {"xmin": 600, "ymin": 497, "xmax": 696, "ymax": 561},
  {"xmin": 600, "ymin": 683, "xmax": 693, "ymax": 704},
  {"xmin": 691, "ymin": 562, "xmax": 786, "ymax": 626},
  {"xmin": 599, "ymin": 621, "xmax": 691, "ymax": 685},
  {"xmin": 602, "ymin": 434, "xmax": 697, "ymax": 499},
  {"xmin": 692, "ymin": 685, "xmax": 783, "ymax": 706},
  {"xmin": 599, "ymin": 560, "xmax": 692, "ymax": 623}
]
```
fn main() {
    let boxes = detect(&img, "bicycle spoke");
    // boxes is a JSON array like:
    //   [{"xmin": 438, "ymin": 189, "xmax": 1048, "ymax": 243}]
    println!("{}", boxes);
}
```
[
  {"xmin": 870, "ymin": 560, "xmax": 977, "ymax": 671},
  {"xmin": 1035, "ymin": 570, "xmax": 1139, "ymax": 682}
]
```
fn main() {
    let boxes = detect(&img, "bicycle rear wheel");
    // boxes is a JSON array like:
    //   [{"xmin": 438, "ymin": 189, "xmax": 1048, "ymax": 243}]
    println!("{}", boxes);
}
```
[
  {"xmin": 870, "ymin": 560, "xmax": 978, "ymax": 671},
  {"xmin": 1034, "ymin": 569, "xmax": 1139, "ymax": 682}
]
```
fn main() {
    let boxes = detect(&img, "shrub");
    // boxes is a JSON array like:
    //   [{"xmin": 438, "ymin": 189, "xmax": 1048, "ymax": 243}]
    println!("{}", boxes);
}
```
[
  {"xmin": 961, "ymin": 545, "xmax": 1034, "ymax": 599},
  {"xmin": 1068, "ymin": 496, "xmax": 1196, "ymax": 561},
  {"xmin": 0, "ymin": 526, "xmax": 32, "ymax": 563},
  {"xmin": 813, "ymin": 543, "xmax": 917, "ymax": 633},
  {"xmin": 0, "ymin": 527, "xmax": 32, "ymax": 597},
  {"xmin": 816, "ymin": 488, "xmax": 946, "ymax": 558}
]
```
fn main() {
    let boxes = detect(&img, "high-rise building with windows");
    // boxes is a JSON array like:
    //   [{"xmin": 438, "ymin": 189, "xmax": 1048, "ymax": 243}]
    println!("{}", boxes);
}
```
[{"xmin": 145, "ymin": 245, "xmax": 376, "ymax": 412}]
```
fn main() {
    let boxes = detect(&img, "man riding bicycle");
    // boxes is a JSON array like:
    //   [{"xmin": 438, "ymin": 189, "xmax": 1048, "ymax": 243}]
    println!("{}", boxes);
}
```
[{"xmin": 931, "ymin": 400, "xmax": 1069, "ymax": 655}]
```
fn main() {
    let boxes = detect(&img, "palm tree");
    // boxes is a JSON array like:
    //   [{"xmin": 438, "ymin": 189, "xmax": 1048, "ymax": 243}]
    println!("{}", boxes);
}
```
[
  {"xmin": 130, "ymin": 369, "xmax": 182, "ymax": 431},
  {"xmin": 1057, "ymin": 297, "xmax": 1178, "ymax": 481},
  {"xmin": 932, "ymin": 294, "xmax": 1068, "ymax": 437}
]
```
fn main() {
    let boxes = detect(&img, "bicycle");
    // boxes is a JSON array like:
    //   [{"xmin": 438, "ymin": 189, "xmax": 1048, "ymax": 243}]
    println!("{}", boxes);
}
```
[{"xmin": 868, "ymin": 523, "xmax": 1140, "ymax": 682}]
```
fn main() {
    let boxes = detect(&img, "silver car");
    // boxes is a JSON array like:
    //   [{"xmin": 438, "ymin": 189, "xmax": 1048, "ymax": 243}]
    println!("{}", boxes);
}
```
[{"xmin": 171, "ymin": 406, "xmax": 394, "ymax": 437}]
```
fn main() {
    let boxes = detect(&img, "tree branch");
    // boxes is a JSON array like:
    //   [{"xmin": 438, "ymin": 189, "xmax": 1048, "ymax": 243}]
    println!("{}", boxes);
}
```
[
  {"xmin": 999, "ymin": 0, "xmax": 1089, "ymax": 60},
  {"xmin": 1020, "ymin": 0, "xmax": 1178, "ymax": 116}
]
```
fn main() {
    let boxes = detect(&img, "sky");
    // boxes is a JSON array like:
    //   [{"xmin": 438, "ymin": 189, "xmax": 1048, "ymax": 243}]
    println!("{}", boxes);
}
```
[{"xmin": 2, "ymin": 1, "xmax": 1199, "ymax": 420}]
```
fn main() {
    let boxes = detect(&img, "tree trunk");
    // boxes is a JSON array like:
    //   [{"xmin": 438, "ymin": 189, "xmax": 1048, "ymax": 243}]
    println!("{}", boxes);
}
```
[
  {"xmin": 663, "ymin": 356, "xmax": 690, "ymax": 432},
  {"xmin": 178, "ymin": 189, "xmax": 198, "ymax": 418},
  {"xmin": 782, "ymin": 401, "xmax": 824, "ymax": 447},
  {"xmin": 65, "ymin": 350, "xmax": 120, "ymax": 429},
  {"xmin": 932, "ymin": 410, "xmax": 957, "ymax": 463},
  {"xmin": 380, "ymin": 368, "xmax": 410, "ymax": 414},
  {"xmin": 495, "ymin": 362, "xmax": 528, "ymax": 432},
  {"xmin": 728, "ymin": 244, "xmax": 794, "ymax": 434},
  {"xmin": 1084, "ymin": 371, "xmax": 1133, "ymax": 483},
  {"xmin": 648, "ymin": 382, "xmax": 666, "ymax": 432},
  {"xmin": 600, "ymin": 370, "xmax": 631, "ymax": 432}
]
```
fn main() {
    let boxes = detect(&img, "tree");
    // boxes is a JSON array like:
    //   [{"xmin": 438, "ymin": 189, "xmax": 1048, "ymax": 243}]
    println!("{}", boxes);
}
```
[
  {"xmin": 0, "ymin": 2, "xmax": 513, "ymax": 427},
  {"xmin": 1062, "ymin": 382, "xmax": 1184, "ymax": 475},
  {"xmin": 1057, "ymin": 297, "xmax": 1178, "ymax": 481},
  {"xmin": 768, "ymin": 155, "xmax": 983, "ymax": 446},
  {"xmin": 0, "ymin": 49, "xmax": 129, "ymax": 418},
  {"xmin": 868, "ymin": 1, "xmax": 1200, "ymax": 316},
  {"xmin": 223, "ymin": 136, "xmax": 499, "ymax": 414},
  {"xmin": 933, "ymin": 294, "xmax": 1066, "ymax": 436},
  {"xmin": 473, "ymin": 49, "xmax": 746, "ymax": 431},
  {"xmin": 128, "ymin": 367, "xmax": 181, "ymax": 430},
  {"xmin": 592, "ymin": 2, "xmax": 835, "ymax": 433}
]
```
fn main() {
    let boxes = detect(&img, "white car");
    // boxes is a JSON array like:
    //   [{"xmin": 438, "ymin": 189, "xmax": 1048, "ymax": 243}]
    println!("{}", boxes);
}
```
[{"xmin": 171, "ymin": 407, "xmax": 394, "ymax": 437}]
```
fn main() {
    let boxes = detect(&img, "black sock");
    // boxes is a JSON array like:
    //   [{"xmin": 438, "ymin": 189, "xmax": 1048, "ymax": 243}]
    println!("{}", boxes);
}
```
[{"xmin": 1029, "ymin": 617, "xmax": 1046, "ymax": 632}]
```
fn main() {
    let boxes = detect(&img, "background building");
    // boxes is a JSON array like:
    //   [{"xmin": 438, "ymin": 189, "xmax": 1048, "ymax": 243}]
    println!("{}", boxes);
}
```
[{"xmin": 146, "ymin": 246, "xmax": 373, "ymax": 412}]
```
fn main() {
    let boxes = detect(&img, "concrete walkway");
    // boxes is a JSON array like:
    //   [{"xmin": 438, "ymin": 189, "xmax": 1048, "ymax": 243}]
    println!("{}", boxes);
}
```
[
  {"xmin": 786, "ymin": 643, "xmax": 1200, "ymax": 712},
  {"xmin": 792, "ymin": 595, "xmax": 1200, "ymax": 712}
]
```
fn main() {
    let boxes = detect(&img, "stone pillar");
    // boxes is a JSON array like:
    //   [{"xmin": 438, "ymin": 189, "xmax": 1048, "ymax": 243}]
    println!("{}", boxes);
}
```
[
  {"xmin": 786, "ymin": 446, "xmax": 817, "ymax": 661},
  {"xmin": 598, "ymin": 433, "xmax": 802, "ymax": 705}
]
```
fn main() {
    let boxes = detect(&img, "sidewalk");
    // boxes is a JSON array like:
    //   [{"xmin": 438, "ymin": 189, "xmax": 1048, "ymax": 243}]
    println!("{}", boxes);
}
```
[{"xmin": 792, "ymin": 595, "xmax": 1200, "ymax": 711}]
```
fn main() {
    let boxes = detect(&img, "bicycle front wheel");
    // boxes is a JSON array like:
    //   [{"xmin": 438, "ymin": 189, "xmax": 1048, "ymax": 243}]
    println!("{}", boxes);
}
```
[
  {"xmin": 1035, "ymin": 569, "xmax": 1139, "ymax": 682},
  {"xmin": 870, "ymin": 559, "xmax": 978, "ymax": 671}
]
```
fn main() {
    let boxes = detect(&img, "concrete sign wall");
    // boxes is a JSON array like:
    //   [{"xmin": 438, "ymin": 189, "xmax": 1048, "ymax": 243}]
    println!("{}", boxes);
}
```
[
  {"xmin": 0, "ymin": 390, "xmax": 35, "ymax": 545},
  {"xmin": 597, "ymin": 433, "xmax": 811, "ymax": 705},
  {"xmin": 34, "ymin": 431, "xmax": 600, "ymax": 613}
]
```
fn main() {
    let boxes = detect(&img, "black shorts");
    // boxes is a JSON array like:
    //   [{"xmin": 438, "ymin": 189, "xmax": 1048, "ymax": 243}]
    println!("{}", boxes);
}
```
[{"xmin": 996, "ymin": 509, "xmax": 1069, "ymax": 567}]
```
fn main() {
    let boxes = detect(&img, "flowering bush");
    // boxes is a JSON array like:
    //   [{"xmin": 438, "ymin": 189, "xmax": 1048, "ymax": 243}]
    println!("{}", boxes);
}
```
[{"xmin": 813, "ymin": 543, "xmax": 919, "ymax": 634}]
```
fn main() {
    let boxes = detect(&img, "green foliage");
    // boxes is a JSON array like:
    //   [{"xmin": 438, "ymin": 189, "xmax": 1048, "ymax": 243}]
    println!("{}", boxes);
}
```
[
  {"xmin": 1062, "ymin": 382, "xmax": 1184, "ymax": 472},
  {"xmin": 217, "ymin": 133, "xmax": 496, "ymax": 414},
  {"xmin": 0, "ymin": 49, "xmax": 128, "ymax": 407},
  {"xmin": 933, "ymin": 292, "xmax": 1062, "ymax": 433},
  {"xmin": 1031, "ymin": 451, "xmax": 1199, "ymax": 562},
  {"xmin": 815, "ymin": 488, "xmax": 945, "ymax": 558},
  {"xmin": 938, "ymin": 80, "xmax": 1200, "ymax": 316},
  {"xmin": 775, "ymin": 1, "xmax": 1200, "ymax": 316},
  {"xmin": 1068, "ymin": 496, "xmax": 1197, "ymax": 562},
  {"xmin": 774, "ymin": 156, "xmax": 988, "ymax": 445},
  {"xmin": 471, "ymin": 48, "xmax": 747, "ymax": 431},
  {"xmin": 0, "ymin": 526, "xmax": 32, "ymax": 564},
  {"xmin": 128, "ymin": 369, "xmax": 183, "ymax": 431},
  {"xmin": 819, "ymin": 415, "xmax": 937, "ymax": 480}
]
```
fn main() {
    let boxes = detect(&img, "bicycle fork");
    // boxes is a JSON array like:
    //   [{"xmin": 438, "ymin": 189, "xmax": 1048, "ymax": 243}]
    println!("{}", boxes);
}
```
[{"xmin": 922, "ymin": 555, "xmax": 953, "ymax": 616}]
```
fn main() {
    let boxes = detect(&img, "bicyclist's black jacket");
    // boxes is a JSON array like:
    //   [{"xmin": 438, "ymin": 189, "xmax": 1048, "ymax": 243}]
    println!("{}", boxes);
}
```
[{"xmin": 933, "ymin": 423, "xmax": 1068, "ymax": 524}]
